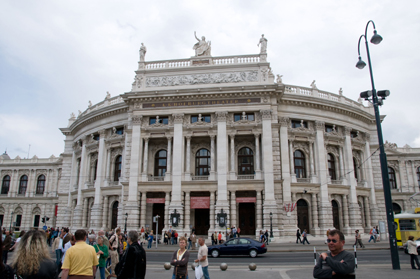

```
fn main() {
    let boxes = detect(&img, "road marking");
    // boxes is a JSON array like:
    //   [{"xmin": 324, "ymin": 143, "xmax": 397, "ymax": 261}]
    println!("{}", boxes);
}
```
[{"xmin": 279, "ymin": 269, "xmax": 292, "ymax": 279}]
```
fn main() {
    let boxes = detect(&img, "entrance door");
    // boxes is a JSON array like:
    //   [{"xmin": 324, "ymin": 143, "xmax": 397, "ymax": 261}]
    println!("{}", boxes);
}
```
[
  {"xmin": 297, "ymin": 199, "xmax": 310, "ymax": 234},
  {"xmin": 111, "ymin": 201, "xmax": 119, "ymax": 229},
  {"xmin": 332, "ymin": 200, "xmax": 340, "ymax": 230},
  {"xmin": 239, "ymin": 203, "xmax": 255, "ymax": 235},
  {"xmin": 194, "ymin": 209, "xmax": 210, "ymax": 235},
  {"xmin": 152, "ymin": 203, "xmax": 165, "ymax": 235}
]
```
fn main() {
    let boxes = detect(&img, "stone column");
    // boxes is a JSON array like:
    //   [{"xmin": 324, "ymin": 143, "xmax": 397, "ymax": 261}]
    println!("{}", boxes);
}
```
[
  {"xmin": 184, "ymin": 192, "xmax": 190, "ymax": 231},
  {"xmin": 363, "ymin": 135, "xmax": 378, "ymax": 226},
  {"xmin": 314, "ymin": 121, "xmax": 333, "ymax": 230},
  {"xmin": 26, "ymin": 169, "xmax": 34, "ymax": 197},
  {"xmin": 105, "ymin": 149, "xmax": 111, "ymax": 183},
  {"xmin": 309, "ymin": 141, "xmax": 316, "ymax": 181},
  {"xmin": 140, "ymin": 192, "xmax": 147, "ymax": 229},
  {"xmin": 101, "ymin": 196, "xmax": 108, "ymax": 230},
  {"xmin": 364, "ymin": 196, "xmax": 371, "ymax": 230},
  {"xmin": 256, "ymin": 191, "xmax": 262, "ymax": 234},
  {"xmin": 260, "ymin": 110, "xmax": 278, "ymax": 236},
  {"xmin": 91, "ymin": 129, "xmax": 106, "ymax": 230},
  {"xmin": 338, "ymin": 147, "xmax": 346, "ymax": 182},
  {"xmin": 165, "ymin": 137, "xmax": 172, "ymax": 181},
  {"xmin": 209, "ymin": 191, "xmax": 215, "ymax": 232},
  {"xmin": 342, "ymin": 195, "xmax": 350, "ymax": 234},
  {"xmin": 81, "ymin": 197, "xmax": 88, "ymax": 228},
  {"xmin": 230, "ymin": 191, "xmax": 237, "ymax": 227},
  {"xmin": 142, "ymin": 137, "xmax": 149, "ymax": 175},
  {"xmin": 311, "ymin": 193, "xmax": 320, "ymax": 235},
  {"xmin": 209, "ymin": 135, "xmax": 216, "ymax": 180},
  {"xmin": 343, "ymin": 126, "xmax": 361, "ymax": 230},
  {"xmin": 229, "ymin": 134, "xmax": 236, "ymax": 180},
  {"xmin": 170, "ymin": 114, "xmax": 184, "ymax": 227},
  {"xmin": 185, "ymin": 136, "xmax": 191, "ymax": 180},
  {"xmin": 215, "ymin": 112, "xmax": 229, "ymax": 220},
  {"xmin": 126, "ymin": 116, "xmax": 142, "ymax": 230},
  {"xmin": 74, "ymin": 137, "xmax": 88, "ymax": 228},
  {"xmin": 289, "ymin": 141, "xmax": 297, "ymax": 182},
  {"xmin": 411, "ymin": 161, "xmax": 418, "ymax": 191},
  {"xmin": 254, "ymin": 133, "xmax": 262, "ymax": 179}
]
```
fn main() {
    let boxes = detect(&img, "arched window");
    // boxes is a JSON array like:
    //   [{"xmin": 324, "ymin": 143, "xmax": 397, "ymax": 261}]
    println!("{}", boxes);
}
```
[
  {"xmin": 417, "ymin": 167, "xmax": 420, "ymax": 188},
  {"xmin": 328, "ymin": 153, "xmax": 336, "ymax": 180},
  {"xmin": 36, "ymin": 175, "xmax": 46, "ymax": 195},
  {"xmin": 93, "ymin": 159, "xmax": 98, "ymax": 181},
  {"xmin": 238, "ymin": 147, "xmax": 254, "ymax": 175},
  {"xmin": 388, "ymin": 167, "xmax": 397, "ymax": 189},
  {"xmin": 1, "ymin": 175, "xmax": 10, "ymax": 195},
  {"xmin": 195, "ymin": 149, "xmax": 210, "ymax": 176},
  {"xmin": 114, "ymin": 155, "xmax": 122, "ymax": 182},
  {"xmin": 76, "ymin": 158, "xmax": 81, "ymax": 185},
  {"xmin": 19, "ymin": 175, "xmax": 28, "ymax": 195},
  {"xmin": 154, "ymin": 150, "xmax": 167, "ymax": 177},
  {"xmin": 294, "ymin": 150, "xmax": 306, "ymax": 178},
  {"xmin": 392, "ymin": 203, "xmax": 402, "ymax": 214},
  {"xmin": 332, "ymin": 200, "xmax": 340, "ymax": 230},
  {"xmin": 353, "ymin": 158, "xmax": 359, "ymax": 181}
]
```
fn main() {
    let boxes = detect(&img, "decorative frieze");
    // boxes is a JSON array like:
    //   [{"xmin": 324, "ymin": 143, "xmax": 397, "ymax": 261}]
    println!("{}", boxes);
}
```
[
  {"xmin": 215, "ymin": 111, "xmax": 228, "ymax": 122},
  {"xmin": 173, "ymin": 114, "xmax": 184, "ymax": 124},
  {"xmin": 315, "ymin": 121, "xmax": 325, "ymax": 130},
  {"xmin": 260, "ymin": 109, "xmax": 272, "ymax": 120},
  {"xmin": 132, "ymin": 116, "xmax": 143, "ymax": 125}
]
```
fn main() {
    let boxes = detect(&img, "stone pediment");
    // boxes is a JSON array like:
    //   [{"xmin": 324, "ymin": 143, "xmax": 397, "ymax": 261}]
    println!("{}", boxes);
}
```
[{"xmin": 288, "ymin": 126, "xmax": 315, "ymax": 141}]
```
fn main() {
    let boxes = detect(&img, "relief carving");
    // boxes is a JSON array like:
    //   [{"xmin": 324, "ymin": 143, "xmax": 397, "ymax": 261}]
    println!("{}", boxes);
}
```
[
  {"xmin": 279, "ymin": 117, "xmax": 290, "ymax": 127},
  {"xmin": 215, "ymin": 111, "xmax": 228, "ymax": 122},
  {"xmin": 260, "ymin": 109, "xmax": 272, "ymax": 120},
  {"xmin": 173, "ymin": 114, "xmax": 185, "ymax": 124}
]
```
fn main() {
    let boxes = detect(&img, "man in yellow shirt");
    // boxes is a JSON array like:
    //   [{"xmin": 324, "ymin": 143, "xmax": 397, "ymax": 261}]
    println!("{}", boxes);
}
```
[{"xmin": 61, "ymin": 229, "xmax": 99, "ymax": 279}]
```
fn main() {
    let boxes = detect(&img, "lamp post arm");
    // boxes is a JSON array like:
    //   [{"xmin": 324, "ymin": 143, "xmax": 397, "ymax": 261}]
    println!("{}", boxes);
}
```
[{"xmin": 357, "ymin": 35, "xmax": 365, "ymax": 56}]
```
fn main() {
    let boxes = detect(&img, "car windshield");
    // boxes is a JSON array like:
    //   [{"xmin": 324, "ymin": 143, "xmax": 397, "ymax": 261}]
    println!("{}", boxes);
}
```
[{"xmin": 226, "ymin": 239, "xmax": 238, "ymax": 245}]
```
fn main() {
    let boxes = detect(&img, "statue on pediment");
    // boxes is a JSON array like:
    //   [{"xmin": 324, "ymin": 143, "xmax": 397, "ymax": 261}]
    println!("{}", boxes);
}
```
[
  {"xmin": 139, "ymin": 43, "xmax": 147, "ymax": 62},
  {"xmin": 193, "ymin": 32, "xmax": 211, "ymax": 56},
  {"xmin": 257, "ymin": 34, "xmax": 267, "ymax": 54}
]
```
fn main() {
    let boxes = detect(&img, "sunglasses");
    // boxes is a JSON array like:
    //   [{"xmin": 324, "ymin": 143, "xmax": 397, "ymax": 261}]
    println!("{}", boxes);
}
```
[{"xmin": 327, "ymin": 239, "xmax": 338, "ymax": 243}]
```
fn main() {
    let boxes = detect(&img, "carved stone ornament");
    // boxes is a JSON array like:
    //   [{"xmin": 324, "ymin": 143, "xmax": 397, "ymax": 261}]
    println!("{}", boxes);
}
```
[
  {"xmin": 18, "ymin": 169, "xmax": 30, "ymax": 176},
  {"xmin": 235, "ymin": 141, "xmax": 255, "ymax": 154},
  {"xmin": 384, "ymin": 140, "xmax": 398, "ymax": 150},
  {"xmin": 315, "ymin": 121, "xmax": 325, "ymax": 130},
  {"xmin": 111, "ymin": 148, "xmax": 123, "ymax": 160},
  {"xmin": 132, "ymin": 116, "xmax": 143, "ymax": 125},
  {"xmin": 344, "ymin": 126, "xmax": 352, "ymax": 135},
  {"xmin": 146, "ymin": 71, "xmax": 258, "ymax": 88},
  {"xmin": 35, "ymin": 169, "xmax": 48, "ymax": 177},
  {"xmin": 1, "ymin": 170, "xmax": 12, "ymax": 178},
  {"xmin": 260, "ymin": 110, "xmax": 272, "ymax": 120},
  {"xmin": 387, "ymin": 160, "xmax": 399, "ymax": 171},
  {"xmin": 215, "ymin": 111, "xmax": 228, "ymax": 122},
  {"xmin": 191, "ymin": 143, "xmax": 211, "ymax": 155},
  {"xmin": 150, "ymin": 144, "xmax": 167, "ymax": 156},
  {"xmin": 90, "ymin": 153, "xmax": 98, "ymax": 167},
  {"xmin": 173, "ymin": 114, "xmax": 184, "ymax": 124},
  {"xmin": 352, "ymin": 151, "xmax": 361, "ymax": 162},
  {"xmin": 326, "ymin": 145, "xmax": 339, "ymax": 158},
  {"xmin": 293, "ymin": 142, "xmax": 309, "ymax": 155},
  {"xmin": 279, "ymin": 117, "xmax": 290, "ymax": 127},
  {"xmin": 260, "ymin": 68, "xmax": 268, "ymax": 81}
]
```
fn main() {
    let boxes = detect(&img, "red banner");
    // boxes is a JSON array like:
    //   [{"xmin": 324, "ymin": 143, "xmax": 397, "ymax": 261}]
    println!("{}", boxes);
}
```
[
  {"xmin": 146, "ymin": 198, "xmax": 165, "ymax": 204},
  {"xmin": 190, "ymin": 197, "xmax": 210, "ymax": 209},
  {"xmin": 236, "ymin": 197, "xmax": 256, "ymax": 203}
]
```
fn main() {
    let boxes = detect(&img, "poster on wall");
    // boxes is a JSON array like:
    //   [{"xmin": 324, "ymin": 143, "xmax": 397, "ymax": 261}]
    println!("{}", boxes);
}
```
[{"xmin": 190, "ymin": 197, "xmax": 210, "ymax": 209}]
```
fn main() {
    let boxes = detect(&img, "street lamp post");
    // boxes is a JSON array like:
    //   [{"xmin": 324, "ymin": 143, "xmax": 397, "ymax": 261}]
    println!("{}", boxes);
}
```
[
  {"xmin": 9, "ymin": 211, "xmax": 14, "ymax": 232},
  {"xmin": 356, "ymin": 20, "xmax": 400, "ymax": 270},
  {"xmin": 124, "ymin": 213, "xmax": 128, "ymax": 233},
  {"xmin": 269, "ymin": 212, "xmax": 273, "ymax": 238}
]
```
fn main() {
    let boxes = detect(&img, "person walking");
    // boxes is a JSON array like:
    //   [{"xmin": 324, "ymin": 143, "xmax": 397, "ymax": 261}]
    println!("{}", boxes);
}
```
[
  {"xmin": 296, "ymin": 229, "xmax": 302, "ymax": 244},
  {"xmin": 108, "ymin": 228, "xmax": 121, "ymax": 277},
  {"xmin": 218, "ymin": 232, "xmax": 222, "ymax": 244},
  {"xmin": 190, "ymin": 232, "xmax": 196, "ymax": 250},
  {"xmin": 61, "ymin": 229, "xmax": 99, "ymax": 279},
  {"xmin": 11, "ymin": 230, "xmax": 58, "ymax": 279},
  {"xmin": 302, "ymin": 229, "xmax": 310, "ymax": 245},
  {"xmin": 170, "ymin": 236, "xmax": 190, "ymax": 279},
  {"xmin": 147, "ymin": 231, "xmax": 154, "ymax": 249},
  {"xmin": 2, "ymin": 231, "xmax": 11, "ymax": 264},
  {"xmin": 0, "ymin": 236, "xmax": 14, "ymax": 279},
  {"xmin": 237, "ymin": 227, "xmax": 241, "ymax": 238},
  {"xmin": 51, "ymin": 232, "xmax": 62, "ymax": 268},
  {"xmin": 194, "ymin": 238, "xmax": 210, "ymax": 279},
  {"xmin": 115, "ymin": 230, "xmax": 146, "ymax": 279},
  {"xmin": 94, "ymin": 236, "xmax": 109, "ymax": 279},
  {"xmin": 353, "ymin": 230, "xmax": 365, "ymax": 248},
  {"xmin": 368, "ymin": 227, "xmax": 376, "ymax": 243},
  {"xmin": 117, "ymin": 234, "xmax": 125, "ymax": 261},
  {"xmin": 406, "ymin": 235, "xmax": 420, "ymax": 269}
]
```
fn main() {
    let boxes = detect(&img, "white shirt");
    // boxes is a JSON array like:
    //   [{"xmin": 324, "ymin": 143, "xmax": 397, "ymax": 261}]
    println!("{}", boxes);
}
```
[
  {"xmin": 61, "ymin": 241, "xmax": 73, "ymax": 264},
  {"xmin": 197, "ymin": 244, "xmax": 208, "ymax": 267}
]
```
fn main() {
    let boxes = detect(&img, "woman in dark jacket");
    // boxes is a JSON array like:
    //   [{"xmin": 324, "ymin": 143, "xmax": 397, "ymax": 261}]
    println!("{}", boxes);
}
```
[
  {"xmin": 116, "ymin": 230, "xmax": 146, "ymax": 279},
  {"xmin": 170, "ymin": 236, "xmax": 190, "ymax": 279},
  {"xmin": 10, "ymin": 230, "xmax": 58, "ymax": 279},
  {"xmin": 0, "ymin": 236, "xmax": 14, "ymax": 279}
]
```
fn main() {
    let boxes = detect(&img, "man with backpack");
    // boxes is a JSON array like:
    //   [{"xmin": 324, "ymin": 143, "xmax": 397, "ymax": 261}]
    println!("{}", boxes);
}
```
[{"xmin": 108, "ymin": 228, "xmax": 121, "ymax": 277}]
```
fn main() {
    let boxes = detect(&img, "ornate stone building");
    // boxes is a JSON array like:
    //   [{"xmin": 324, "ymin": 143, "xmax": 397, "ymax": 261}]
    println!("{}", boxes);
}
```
[{"xmin": 1, "ymin": 37, "xmax": 420, "ymax": 238}]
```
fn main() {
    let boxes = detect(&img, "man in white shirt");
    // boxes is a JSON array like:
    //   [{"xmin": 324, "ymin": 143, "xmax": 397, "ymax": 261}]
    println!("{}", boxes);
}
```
[{"xmin": 194, "ymin": 238, "xmax": 210, "ymax": 279}]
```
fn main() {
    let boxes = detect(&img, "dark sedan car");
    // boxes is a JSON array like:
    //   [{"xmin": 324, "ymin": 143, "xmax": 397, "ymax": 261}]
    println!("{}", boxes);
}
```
[{"xmin": 208, "ymin": 237, "xmax": 267, "ymax": 258}]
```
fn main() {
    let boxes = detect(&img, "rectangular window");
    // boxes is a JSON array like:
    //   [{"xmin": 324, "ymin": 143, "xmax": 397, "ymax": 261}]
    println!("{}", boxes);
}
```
[
  {"xmin": 34, "ymin": 215, "xmax": 40, "ymax": 227},
  {"xmin": 191, "ymin": 115, "xmax": 211, "ymax": 123},
  {"xmin": 15, "ymin": 215, "xmax": 22, "ymax": 227},
  {"xmin": 93, "ymin": 134, "xmax": 100, "ymax": 141},
  {"xmin": 150, "ymin": 117, "xmax": 169, "ymax": 125},
  {"xmin": 115, "ymin": 127, "xmax": 124, "ymax": 135},
  {"xmin": 291, "ymin": 120, "xmax": 307, "ymax": 128},
  {"xmin": 399, "ymin": 219, "xmax": 416, "ymax": 231},
  {"xmin": 350, "ymin": 131, "xmax": 359, "ymax": 138},
  {"xmin": 234, "ymin": 113, "xmax": 255, "ymax": 122},
  {"xmin": 0, "ymin": 215, "xmax": 3, "ymax": 227},
  {"xmin": 325, "ymin": 125, "xmax": 334, "ymax": 132}
]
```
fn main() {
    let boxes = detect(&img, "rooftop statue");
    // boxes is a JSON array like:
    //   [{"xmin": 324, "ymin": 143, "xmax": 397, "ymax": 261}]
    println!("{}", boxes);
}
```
[
  {"xmin": 257, "ymin": 34, "xmax": 267, "ymax": 54},
  {"xmin": 193, "ymin": 31, "xmax": 211, "ymax": 56},
  {"xmin": 139, "ymin": 43, "xmax": 147, "ymax": 62}
]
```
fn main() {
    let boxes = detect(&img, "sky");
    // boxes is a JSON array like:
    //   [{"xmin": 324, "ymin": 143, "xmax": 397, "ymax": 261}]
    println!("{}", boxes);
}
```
[{"xmin": 1, "ymin": 0, "xmax": 420, "ymax": 159}]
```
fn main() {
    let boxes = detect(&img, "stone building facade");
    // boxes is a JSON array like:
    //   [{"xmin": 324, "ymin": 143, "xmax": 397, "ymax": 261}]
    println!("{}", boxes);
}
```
[{"xmin": 1, "ymin": 39, "xmax": 420, "ymax": 238}]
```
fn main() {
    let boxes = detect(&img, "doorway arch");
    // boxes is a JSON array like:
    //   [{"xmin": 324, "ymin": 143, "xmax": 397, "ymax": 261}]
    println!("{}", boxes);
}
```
[
  {"xmin": 111, "ymin": 201, "xmax": 119, "ymax": 229},
  {"xmin": 297, "ymin": 199, "xmax": 310, "ymax": 234},
  {"xmin": 332, "ymin": 200, "xmax": 340, "ymax": 230}
]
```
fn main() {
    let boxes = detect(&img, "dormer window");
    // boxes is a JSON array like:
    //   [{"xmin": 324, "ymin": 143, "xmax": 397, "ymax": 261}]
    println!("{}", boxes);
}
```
[
  {"xmin": 191, "ymin": 114, "xmax": 211, "ymax": 123},
  {"xmin": 291, "ymin": 120, "xmax": 307, "ymax": 128},
  {"xmin": 325, "ymin": 125, "xmax": 336, "ymax": 133},
  {"xmin": 92, "ymin": 134, "xmax": 100, "ymax": 141},
  {"xmin": 350, "ymin": 131, "xmax": 359, "ymax": 138},
  {"xmin": 115, "ymin": 127, "xmax": 124, "ymax": 135},
  {"xmin": 234, "ymin": 112, "xmax": 255, "ymax": 122},
  {"xmin": 150, "ymin": 116, "xmax": 169, "ymax": 125}
]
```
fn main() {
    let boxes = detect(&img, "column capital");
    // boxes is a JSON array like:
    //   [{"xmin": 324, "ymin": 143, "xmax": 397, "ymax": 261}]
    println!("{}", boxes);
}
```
[
  {"xmin": 260, "ymin": 109, "xmax": 272, "ymax": 120},
  {"xmin": 344, "ymin": 126, "xmax": 352, "ymax": 134},
  {"xmin": 210, "ymin": 134, "xmax": 216, "ymax": 140},
  {"xmin": 186, "ymin": 135, "xmax": 192, "ymax": 140},
  {"xmin": 365, "ymin": 133, "xmax": 371, "ymax": 141},
  {"xmin": 98, "ymin": 129, "xmax": 107, "ymax": 137},
  {"xmin": 254, "ymin": 133, "xmax": 261, "ymax": 138},
  {"xmin": 132, "ymin": 115, "xmax": 143, "ymax": 125},
  {"xmin": 315, "ymin": 121, "xmax": 325, "ymax": 130},
  {"xmin": 166, "ymin": 136, "xmax": 173, "ymax": 141},
  {"xmin": 279, "ymin": 117, "xmax": 290, "ymax": 127},
  {"xmin": 172, "ymin": 113, "xmax": 184, "ymax": 124},
  {"xmin": 143, "ymin": 137, "xmax": 149, "ymax": 142},
  {"xmin": 229, "ymin": 134, "xmax": 235, "ymax": 139},
  {"xmin": 215, "ymin": 111, "xmax": 228, "ymax": 122}
]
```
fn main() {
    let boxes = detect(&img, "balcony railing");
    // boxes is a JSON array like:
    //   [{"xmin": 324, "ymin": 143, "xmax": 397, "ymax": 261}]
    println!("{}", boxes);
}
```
[
  {"xmin": 148, "ymin": 175, "xmax": 165, "ymax": 182},
  {"xmin": 192, "ymin": 175, "xmax": 209, "ymax": 181},
  {"xmin": 296, "ymin": 178, "xmax": 311, "ymax": 183},
  {"xmin": 237, "ymin": 175, "xmax": 255, "ymax": 180}
]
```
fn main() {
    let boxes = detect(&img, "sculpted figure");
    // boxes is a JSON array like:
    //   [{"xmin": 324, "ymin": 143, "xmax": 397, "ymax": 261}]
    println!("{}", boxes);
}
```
[
  {"xmin": 276, "ymin": 74, "xmax": 283, "ymax": 84},
  {"xmin": 257, "ymin": 34, "xmax": 267, "ymax": 54},
  {"xmin": 106, "ymin": 91, "xmax": 111, "ymax": 99},
  {"xmin": 311, "ymin": 80, "xmax": 317, "ymax": 89},
  {"xmin": 193, "ymin": 31, "xmax": 211, "ymax": 56},
  {"xmin": 88, "ymin": 100, "xmax": 92, "ymax": 107},
  {"xmin": 139, "ymin": 43, "xmax": 147, "ymax": 62}
]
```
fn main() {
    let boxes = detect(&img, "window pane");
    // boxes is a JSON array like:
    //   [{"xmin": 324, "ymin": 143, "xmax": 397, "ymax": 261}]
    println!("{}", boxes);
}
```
[
  {"xmin": 400, "ymin": 219, "xmax": 416, "ymax": 231},
  {"xmin": 162, "ymin": 118, "xmax": 169, "ymax": 124},
  {"xmin": 204, "ymin": 116, "xmax": 211, "ymax": 123},
  {"xmin": 248, "ymin": 114, "xmax": 254, "ymax": 121},
  {"xmin": 234, "ymin": 115, "xmax": 241, "ymax": 122},
  {"xmin": 150, "ymin": 118, "xmax": 156, "ymax": 124}
]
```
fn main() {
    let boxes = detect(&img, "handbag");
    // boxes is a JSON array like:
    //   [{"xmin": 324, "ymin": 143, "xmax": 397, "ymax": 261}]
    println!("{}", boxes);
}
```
[{"xmin": 175, "ymin": 266, "xmax": 186, "ymax": 279}]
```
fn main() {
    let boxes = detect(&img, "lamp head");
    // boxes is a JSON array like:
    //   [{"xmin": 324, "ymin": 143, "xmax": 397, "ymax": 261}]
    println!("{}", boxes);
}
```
[
  {"xmin": 356, "ymin": 56, "xmax": 366, "ymax": 69},
  {"xmin": 370, "ymin": 30, "xmax": 383, "ymax": 45},
  {"xmin": 377, "ymin": 90, "xmax": 390, "ymax": 98},
  {"xmin": 360, "ymin": 90, "xmax": 372, "ymax": 100}
]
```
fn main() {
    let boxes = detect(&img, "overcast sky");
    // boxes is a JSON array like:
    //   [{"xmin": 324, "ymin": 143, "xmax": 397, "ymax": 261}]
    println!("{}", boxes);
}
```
[{"xmin": 1, "ymin": 0, "xmax": 419, "ymax": 159}]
